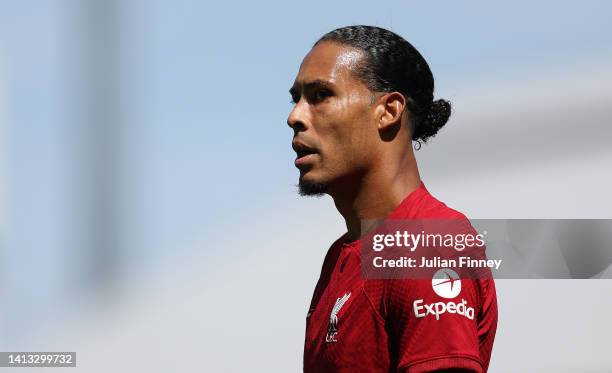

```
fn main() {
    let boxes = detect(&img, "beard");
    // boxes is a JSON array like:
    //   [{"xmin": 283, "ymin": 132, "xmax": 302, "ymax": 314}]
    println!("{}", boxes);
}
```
[{"xmin": 297, "ymin": 178, "xmax": 328, "ymax": 196}]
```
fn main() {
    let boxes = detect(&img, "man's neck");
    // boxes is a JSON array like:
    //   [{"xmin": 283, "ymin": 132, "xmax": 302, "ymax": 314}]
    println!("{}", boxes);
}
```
[{"xmin": 329, "ymin": 155, "xmax": 421, "ymax": 241}]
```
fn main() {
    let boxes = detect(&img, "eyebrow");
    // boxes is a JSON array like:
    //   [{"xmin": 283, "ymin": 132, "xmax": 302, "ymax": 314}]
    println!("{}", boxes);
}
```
[{"xmin": 289, "ymin": 79, "xmax": 335, "ymax": 96}]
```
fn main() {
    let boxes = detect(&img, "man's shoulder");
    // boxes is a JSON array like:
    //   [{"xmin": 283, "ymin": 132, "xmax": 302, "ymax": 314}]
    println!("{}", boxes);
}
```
[
  {"xmin": 404, "ymin": 185, "xmax": 468, "ymax": 220},
  {"xmin": 318, "ymin": 234, "xmax": 349, "ymax": 271}
]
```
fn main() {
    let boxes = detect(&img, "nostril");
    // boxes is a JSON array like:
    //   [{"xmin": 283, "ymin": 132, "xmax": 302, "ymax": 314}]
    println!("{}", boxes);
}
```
[
  {"xmin": 287, "ymin": 106, "xmax": 307, "ymax": 131},
  {"xmin": 288, "ymin": 119, "xmax": 306, "ymax": 131}
]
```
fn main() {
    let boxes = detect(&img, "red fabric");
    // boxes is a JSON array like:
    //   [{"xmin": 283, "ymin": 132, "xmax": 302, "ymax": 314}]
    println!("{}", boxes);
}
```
[{"xmin": 304, "ymin": 182, "xmax": 498, "ymax": 372}]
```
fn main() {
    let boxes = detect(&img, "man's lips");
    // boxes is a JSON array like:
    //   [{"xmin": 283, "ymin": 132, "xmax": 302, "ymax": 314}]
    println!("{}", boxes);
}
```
[
  {"xmin": 292, "ymin": 141, "xmax": 318, "ymax": 168},
  {"xmin": 295, "ymin": 152, "xmax": 318, "ymax": 167}
]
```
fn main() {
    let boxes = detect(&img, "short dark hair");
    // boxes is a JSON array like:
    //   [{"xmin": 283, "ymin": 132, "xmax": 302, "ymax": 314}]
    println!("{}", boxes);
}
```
[{"xmin": 315, "ymin": 25, "xmax": 451, "ymax": 146}]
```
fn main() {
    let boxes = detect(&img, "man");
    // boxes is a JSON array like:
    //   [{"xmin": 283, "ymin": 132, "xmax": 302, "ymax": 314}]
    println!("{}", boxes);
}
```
[{"xmin": 288, "ymin": 26, "xmax": 497, "ymax": 372}]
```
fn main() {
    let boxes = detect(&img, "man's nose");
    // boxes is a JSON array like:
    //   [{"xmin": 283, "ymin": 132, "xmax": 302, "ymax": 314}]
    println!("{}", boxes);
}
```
[{"xmin": 287, "ymin": 101, "xmax": 308, "ymax": 132}]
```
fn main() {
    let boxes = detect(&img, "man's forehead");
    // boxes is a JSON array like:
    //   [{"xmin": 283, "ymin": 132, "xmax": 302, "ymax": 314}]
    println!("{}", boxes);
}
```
[{"xmin": 294, "ymin": 42, "xmax": 364, "ymax": 87}]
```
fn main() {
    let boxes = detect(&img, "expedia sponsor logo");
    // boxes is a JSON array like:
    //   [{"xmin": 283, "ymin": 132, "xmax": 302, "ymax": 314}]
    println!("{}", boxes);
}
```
[
  {"xmin": 413, "ymin": 268, "xmax": 475, "ymax": 320},
  {"xmin": 432, "ymin": 268, "xmax": 461, "ymax": 298},
  {"xmin": 413, "ymin": 298, "xmax": 474, "ymax": 320}
]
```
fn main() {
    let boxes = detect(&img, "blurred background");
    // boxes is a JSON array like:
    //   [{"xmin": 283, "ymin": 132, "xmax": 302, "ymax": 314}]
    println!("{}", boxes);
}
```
[{"xmin": 0, "ymin": 0, "xmax": 611, "ymax": 371}]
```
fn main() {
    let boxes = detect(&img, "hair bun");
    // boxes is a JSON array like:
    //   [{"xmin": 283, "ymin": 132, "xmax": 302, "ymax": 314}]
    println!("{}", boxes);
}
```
[{"xmin": 413, "ymin": 99, "xmax": 452, "ymax": 143}]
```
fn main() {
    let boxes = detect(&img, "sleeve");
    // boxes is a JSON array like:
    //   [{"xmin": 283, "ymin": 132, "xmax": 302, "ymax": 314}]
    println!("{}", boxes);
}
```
[{"xmin": 384, "ymin": 276, "xmax": 497, "ymax": 373}]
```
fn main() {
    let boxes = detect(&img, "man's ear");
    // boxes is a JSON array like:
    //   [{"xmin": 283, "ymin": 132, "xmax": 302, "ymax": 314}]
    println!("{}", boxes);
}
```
[{"xmin": 375, "ymin": 92, "xmax": 406, "ymax": 130}]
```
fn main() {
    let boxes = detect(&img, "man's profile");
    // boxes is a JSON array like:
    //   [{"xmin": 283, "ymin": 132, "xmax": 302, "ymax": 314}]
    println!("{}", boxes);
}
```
[{"xmin": 288, "ymin": 26, "xmax": 497, "ymax": 372}]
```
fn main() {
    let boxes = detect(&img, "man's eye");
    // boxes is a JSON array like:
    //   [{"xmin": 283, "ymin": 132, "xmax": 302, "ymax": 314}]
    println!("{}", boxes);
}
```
[
  {"xmin": 313, "ymin": 89, "xmax": 331, "ymax": 102},
  {"xmin": 290, "ymin": 95, "xmax": 300, "ymax": 104}
]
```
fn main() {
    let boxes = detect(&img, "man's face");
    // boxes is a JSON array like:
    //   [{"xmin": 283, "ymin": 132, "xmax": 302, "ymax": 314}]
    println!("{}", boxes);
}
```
[{"xmin": 288, "ymin": 42, "xmax": 379, "ymax": 196}]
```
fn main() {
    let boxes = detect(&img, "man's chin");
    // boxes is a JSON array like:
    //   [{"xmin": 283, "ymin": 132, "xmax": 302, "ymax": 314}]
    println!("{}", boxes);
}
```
[{"xmin": 297, "ymin": 178, "xmax": 328, "ymax": 197}]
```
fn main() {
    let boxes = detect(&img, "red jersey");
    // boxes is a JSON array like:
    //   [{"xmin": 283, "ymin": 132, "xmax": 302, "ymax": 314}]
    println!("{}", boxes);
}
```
[{"xmin": 304, "ymin": 182, "xmax": 498, "ymax": 372}]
